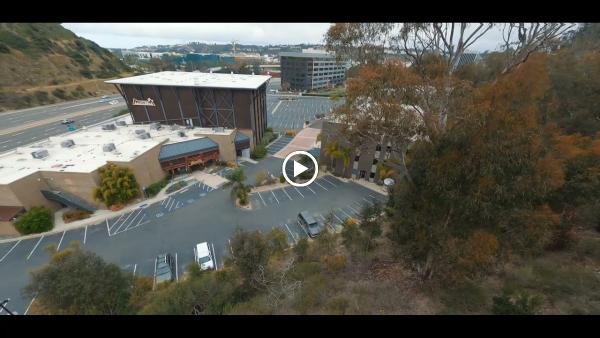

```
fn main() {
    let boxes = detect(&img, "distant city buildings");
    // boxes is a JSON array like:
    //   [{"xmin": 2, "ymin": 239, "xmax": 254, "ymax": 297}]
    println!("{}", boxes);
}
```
[{"xmin": 280, "ymin": 50, "xmax": 348, "ymax": 92}]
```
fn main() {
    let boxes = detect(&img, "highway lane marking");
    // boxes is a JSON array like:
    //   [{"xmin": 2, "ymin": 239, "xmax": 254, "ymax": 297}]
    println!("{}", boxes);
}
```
[
  {"xmin": 83, "ymin": 225, "xmax": 88, "ymax": 244},
  {"xmin": 271, "ymin": 190, "xmax": 280, "ymax": 204},
  {"xmin": 0, "ymin": 140, "xmax": 10, "ymax": 145},
  {"xmin": 282, "ymin": 187, "xmax": 293, "ymax": 201},
  {"xmin": 257, "ymin": 191, "xmax": 267, "ymax": 206},
  {"xmin": 0, "ymin": 240, "xmax": 21, "ymax": 262},
  {"xmin": 56, "ymin": 231, "xmax": 66, "ymax": 251},
  {"xmin": 314, "ymin": 181, "xmax": 329, "ymax": 191},
  {"xmin": 27, "ymin": 235, "xmax": 45, "ymax": 260},
  {"xmin": 24, "ymin": 296, "xmax": 36, "ymax": 315},
  {"xmin": 13, "ymin": 132, "xmax": 25, "ymax": 136}
]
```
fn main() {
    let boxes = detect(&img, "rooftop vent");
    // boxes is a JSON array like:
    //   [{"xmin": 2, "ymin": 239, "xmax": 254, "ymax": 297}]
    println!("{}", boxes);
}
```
[
  {"xmin": 170, "ymin": 124, "xmax": 179, "ymax": 131},
  {"xmin": 137, "ymin": 133, "xmax": 151, "ymax": 140},
  {"xmin": 102, "ymin": 143, "xmax": 116, "ymax": 152},
  {"xmin": 135, "ymin": 129, "xmax": 146, "ymax": 135},
  {"xmin": 150, "ymin": 123, "xmax": 162, "ymax": 131},
  {"xmin": 178, "ymin": 131, "xmax": 186, "ymax": 137},
  {"xmin": 213, "ymin": 127, "xmax": 225, "ymax": 133},
  {"xmin": 60, "ymin": 139, "xmax": 75, "ymax": 148},
  {"xmin": 102, "ymin": 124, "xmax": 116, "ymax": 131},
  {"xmin": 116, "ymin": 121, "xmax": 127, "ymax": 126},
  {"xmin": 31, "ymin": 149, "xmax": 49, "ymax": 159}
]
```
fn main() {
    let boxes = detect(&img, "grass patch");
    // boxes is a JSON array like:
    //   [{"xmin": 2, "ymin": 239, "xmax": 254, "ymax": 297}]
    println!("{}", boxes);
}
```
[{"xmin": 438, "ymin": 280, "xmax": 490, "ymax": 314}]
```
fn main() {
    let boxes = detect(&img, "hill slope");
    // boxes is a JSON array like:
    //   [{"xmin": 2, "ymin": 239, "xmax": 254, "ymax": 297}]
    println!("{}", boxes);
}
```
[{"xmin": 0, "ymin": 23, "xmax": 130, "ymax": 111}]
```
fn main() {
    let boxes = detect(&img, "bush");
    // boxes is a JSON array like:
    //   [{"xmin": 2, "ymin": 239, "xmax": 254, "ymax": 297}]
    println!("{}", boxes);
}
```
[
  {"xmin": 144, "ymin": 178, "xmax": 168, "ymax": 197},
  {"xmin": 250, "ymin": 145, "xmax": 267, "ymax": 160},
  {"xmin": 265, "ymin": 127, "xmax": 273, "ymax": 133},
  {"xmin": 113, "ymin": 109, "xmax": 130, "ymax": 118},
  {"xmin": 93, "ymin": 164, "xmax": 141, "ymax": 207},
  {"xmin": 237, "ymin": 187, "xmax": 249, "ymax": 205},
  {"xmin": 0, "ymin": 42, "xmax": 10, "ymax": 53},
  {"xmin": 279, "ymin": 175, "xmax": 285, "ymax": 183},
  {"xmin": 492, "ymin": 291, "xmax": 542, "ymax": 315},
  {"xmin": 62, "ymin": 209, "xmax": 91, "ymax": 223},
  {"xmin": 14, "ymin": 206, "xmax": 54, "ymax": 235},
  {"xmin": 321, "ymin": 255, "xmax": 347, "ymax": 273},
  {"xmin": 52, "ymin": 88, "xmax": 68, "ymax": 100},
  {"xmin": 165, "ymin": 180, "xmax": 188, "ymax": 194},
  {"xmin": 255, "ymin": 170, "xmax": 268, "ymax": 186}
]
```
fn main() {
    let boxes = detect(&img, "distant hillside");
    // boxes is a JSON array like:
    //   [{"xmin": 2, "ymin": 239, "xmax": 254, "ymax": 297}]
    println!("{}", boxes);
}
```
[{"xmin": 0, "ymin": 23, "xmax": 130, "ymax": 111}]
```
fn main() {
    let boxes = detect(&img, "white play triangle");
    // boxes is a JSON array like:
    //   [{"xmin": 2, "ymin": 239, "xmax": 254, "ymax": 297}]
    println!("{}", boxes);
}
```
[{"xmin": 293, "ymin": 160, "xmax": 309, "ymax": 177}]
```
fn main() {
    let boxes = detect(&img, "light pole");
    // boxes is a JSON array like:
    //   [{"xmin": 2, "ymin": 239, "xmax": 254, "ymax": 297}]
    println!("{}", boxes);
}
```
[{"xmin": 1, "ymin": 299, "xmax": 16, "ymax": 315}]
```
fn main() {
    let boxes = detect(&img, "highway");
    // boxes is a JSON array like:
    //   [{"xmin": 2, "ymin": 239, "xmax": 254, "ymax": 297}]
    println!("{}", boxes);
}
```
[{"xmin": 0, "ymin": 95, "xmax": 125, "ymax": 152}]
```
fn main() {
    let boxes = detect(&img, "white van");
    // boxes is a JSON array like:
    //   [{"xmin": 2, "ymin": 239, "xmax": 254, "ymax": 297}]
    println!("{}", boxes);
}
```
[{"xmin": 194, "ymin": 242, "xmax": 215, "ymax": 271}]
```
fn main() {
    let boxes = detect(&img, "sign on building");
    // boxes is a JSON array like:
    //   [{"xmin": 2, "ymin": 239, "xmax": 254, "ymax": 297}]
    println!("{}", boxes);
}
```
[{"xmin": 132, "ymin": 98, "xmax": 156, "ymax": 106}]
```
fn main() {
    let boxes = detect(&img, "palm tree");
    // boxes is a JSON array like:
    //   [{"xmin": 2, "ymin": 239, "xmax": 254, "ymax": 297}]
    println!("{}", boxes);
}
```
[
  {"xmin": 339, "ymin": 146, "xmax": 352, "ymax": 175},
  {"xmin": 223, "ymin": 168, "xmax": 250, "ymax": 205},
  {"xmin": 322, "ymin": 139, "xmax": 340, "ymax": 171}
]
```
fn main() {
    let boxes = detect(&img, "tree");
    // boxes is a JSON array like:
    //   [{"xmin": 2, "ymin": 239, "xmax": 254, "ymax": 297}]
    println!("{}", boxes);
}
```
[
  {"xmin": 14, "ymin": 206, "xmax": 53, "ymax": 235},
  {"xmin": 229, "ymin": 229, "xmax": 271, "ymax": 289},
  {"xmin": 93, "ymin": 164, "xmax": 140, "ymax": 207},
  {"xmin": 492, "ymin": 291, "xmax": 542, "ymax": 315},
  {"xmin": 224, "ymin": 168, "xmax": 250, "ymax": 206},
  {"xmin": 23, "ymin": 243, "xmax": 132, "ymax": 315}
]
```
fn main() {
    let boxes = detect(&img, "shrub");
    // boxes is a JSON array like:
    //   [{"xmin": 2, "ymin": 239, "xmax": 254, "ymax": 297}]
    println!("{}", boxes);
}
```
[
  {"xmin": 79, "ymin": 69, "xmax": 94, "ymax": 79},
  {"xmin": 0, "ymin": 42, "xmax": 10, "ymax": 53},
  {"xmin": 14, "ymin": 206, "xmax": 54, "ymax": 235},
  {"xmin": 237, "ymin": 188, "xmax": 249, "ymax": 205},
  {"xmin": 93, "ymin": 164, "xmax": 141, "ymax": 207},
  {"xmin": 165, "ymin": 180, "xmax": 187, "ymax": 194},
  {"xmin": 113, "ymin": 109, "xmax": 130, "ymax": 118},
  {"xmin": 294, "ymin": 238, "xmax": 310, "ymax": 262},
  {"xmin": 144, "ymin": 178, "xmax": 168, "ymax": 197},
  {"xmin": 255, "ymin": 170, "xmax": 268, "ymax": 186},
  {"xmin": 62, "ymin": 209, "xmax": 91, "ymax": 223},
  {"xmin": 285, "ymin": 130, "xmax": 297, "ymax": 137},
  {"xmin": 492, "ymin": 291, "xmax": 542, "ymax": 315},
  {"xmin": 265, "ymin": 127, "xmax": 273, "ymax": 133},
  {"xmin": 266, "ymin": 228, "xmax": 289, "ymax": 254},
  {"xmin": 279, "ymin": 175, "xmax": 285, "ymax": 183},
  {"xmin": 325, "ymin": 296, "xmax": 351, "ymax": 315},
  {"xmin": 321, "ymin": 255, "xmax": 347, "ymax": 273},
  {"xmin": 52, "ymin": 88, "xmax": 68, "ymax": 100},
  {"xmin": 250, "ymin": 145, "xmax": 267, "ymax": 160}
]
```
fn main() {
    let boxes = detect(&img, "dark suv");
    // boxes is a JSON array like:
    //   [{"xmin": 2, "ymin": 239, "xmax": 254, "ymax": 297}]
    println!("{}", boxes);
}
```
[
  {"xmin": 154, "ymin": 253, "xmax": 175, "ymax": 285},
  {"xmin": 298, "ymin": 211, "xmax": 324, "ymax": 238}
]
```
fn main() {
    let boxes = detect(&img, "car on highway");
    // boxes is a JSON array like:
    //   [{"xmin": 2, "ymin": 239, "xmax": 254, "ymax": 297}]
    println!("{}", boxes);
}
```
[
  {"xmin": 109, "ymin": 100, "xmax": 119, "ymax": 105},
  {"xmin": 154, "ymin": 253, "xmax": 175, "ymax": 285},
  {"xmin": 60, "ymin": 119, "xmax": 74, "ymax": 125},
  {"xmin": 101, "ymin": 95, "xmax": 109, "ymax": 99},
  {"xmin": 194, "ymin": 242, "xmax": 215, "ymax": 271},
  {"xmin": 298, "ymin": 210, "xmax": 324, "ymax": 238}
]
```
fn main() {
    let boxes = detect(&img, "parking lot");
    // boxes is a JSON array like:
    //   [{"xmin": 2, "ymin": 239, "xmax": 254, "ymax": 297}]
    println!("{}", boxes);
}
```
[
  {"xmin": 266, "ymin": 135, "xmax": 294, "ymax": 155},
  {"xmin": 0, "ymin": 160, "xmax": 385, "ymax": 315},
  {"xmin": 266, "ymin": 95, "xmax": 344, "ymax": 131}
]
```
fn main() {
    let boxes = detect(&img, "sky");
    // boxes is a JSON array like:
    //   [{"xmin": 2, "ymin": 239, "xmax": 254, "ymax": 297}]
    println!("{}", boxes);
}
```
[{"xmin": 61, "ymin": 23, "xmax": 507, "ymax": 52}]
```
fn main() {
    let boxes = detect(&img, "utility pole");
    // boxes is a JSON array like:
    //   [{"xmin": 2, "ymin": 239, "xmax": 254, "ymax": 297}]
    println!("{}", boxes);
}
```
[{"xmin": 1, "ymin": 299, "xmax": 16, "ymax": 315}]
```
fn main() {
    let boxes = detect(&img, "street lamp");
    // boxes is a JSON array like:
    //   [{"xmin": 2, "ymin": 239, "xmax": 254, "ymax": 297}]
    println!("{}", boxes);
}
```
[{"xmin": 1, "ymin": 298, "xmax": 16, "ymax": 315}]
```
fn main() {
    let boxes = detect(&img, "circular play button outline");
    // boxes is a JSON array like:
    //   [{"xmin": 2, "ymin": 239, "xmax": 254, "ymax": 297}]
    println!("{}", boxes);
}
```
[{"xmin": 282, "ymin": 150, "xmax": 319, "ymax": 187}]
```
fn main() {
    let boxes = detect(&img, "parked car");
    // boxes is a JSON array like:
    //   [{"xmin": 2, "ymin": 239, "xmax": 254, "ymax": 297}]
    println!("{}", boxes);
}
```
[
  {"xmin": 194, "ymin": 242, "xmax": 215, "ymax": 271},
  {"xmin": 154, "ymin": 253, "xmax": 175, "ymax": 284},
  {"xmin": 298, "ymin": 210, "xmax": 324, "ymax": 238},
  {"xmin": 60, "ymin": 119, "xmax": 74, "ymax": 125}
]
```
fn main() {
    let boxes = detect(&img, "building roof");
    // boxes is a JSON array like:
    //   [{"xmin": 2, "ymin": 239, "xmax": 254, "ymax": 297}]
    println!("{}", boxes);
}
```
[
  {"xmin": 158, "ymin": 137, "xmax": 219, "ymax": 162},
  {"xmin": 106, "ymin": 71, "xmax": 271, "ymax": 90},
  {"xmin": 0, "ymin": 115, "xmax": 234, "ymax": 185},
  {"xmin": 279, "ymin": 52, "xmax": 336, "ymax": 59},
  {"xmin": 234, "ymin": 132, "xmax": 250, "ymax": 144}
]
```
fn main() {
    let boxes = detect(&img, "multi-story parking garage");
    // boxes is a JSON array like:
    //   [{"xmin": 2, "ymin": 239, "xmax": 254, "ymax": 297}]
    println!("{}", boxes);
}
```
[{"xmin": 106, "ymin": 71, "xmax": 270, "ymax": 147}]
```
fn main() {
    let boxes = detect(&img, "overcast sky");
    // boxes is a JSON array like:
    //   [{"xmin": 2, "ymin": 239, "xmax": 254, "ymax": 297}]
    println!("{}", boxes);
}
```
[{"xmin": 62, "ymin": 23, "xmax": 506, "ymax": 52}]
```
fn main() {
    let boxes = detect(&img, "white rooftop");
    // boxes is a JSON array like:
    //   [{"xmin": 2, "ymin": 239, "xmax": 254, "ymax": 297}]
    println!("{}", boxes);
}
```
[
  {"xmin": 106, "ymin": 71, "xmax": 271, "ymax": 90},
  {"xmin": 0, "ymin": 115, "xmax": 234, "ymax": 185}
]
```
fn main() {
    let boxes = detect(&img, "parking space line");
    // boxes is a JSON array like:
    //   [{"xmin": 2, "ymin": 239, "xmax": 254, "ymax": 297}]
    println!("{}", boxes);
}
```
[
  {"xmin": 24, "ymin": 297, "xmax": 36, "ymax": 315},
  {"xmin": 56, "ymin": 231, "xmax": 66, "ymax": 251},
  {"xmin": 106, "ymin": 219, "xmax": 111, "ymax": 236},
  {"xmin": 351, "ymin": 201, "xmax": 364, "ymax": 209},
  {"xmin": 338, "ymin": 208, "xmax": 353, "ymax": 219},
  {"xmin": 114, "ymin": 210, "xmax": 134, "ymax": 232},
  {"xmin": 176, "ymin": 201, "xmax": 183, "ymax": 209},
  {"xmin": 314, "ymin": 181, "xmax": 329, "ymax": 191},
  {"xmin": 257, "ymin": 191, "xmax": 267, "ymax": 206},
  {"xmin": 113, "ymin": 209, "xmax": 139, "ymax": 234},
  {"xmin": 282, "ymin": 187, "xmax": 293, "ymax": 201},
  {"xmin": 152, "ymin": 257, "xmax": 157, "ymax": 290},
  {"xmin": 133, "ymin": 264, "xmax": 137, "ymax": 277},
  {"xmin": 111, "ymin": 213, "xmax": 126, "ymax": 229},
  {"xmin": 175, "ymin": 253, "xmax": 179, "ymax": 282},
  {"xmin": 211, "ymin": 242, "xmax": 218, "ymax": 271},
  {"xmin": 129, "ymin": 213, "xmax": 146, "ymax": 231},
  {"xmin": 362, "ymin": 197, "xmax": 374, "ymax": 205},
  {"xmin": 160, "ymin": 198, "xmax": 167, "ymax": 206},
  {"xmin": 283, "ymin": 223, "xmax": 297, "ymax": 244},
  {"xmin": 296, "ymin": 221, "xmax": 310, "ymax": 238},
  {"xmin": 228, "ymin": 239, "xmax": 234, "ymax": 256},
  {"xmin": 271, "ymin": 190, "xmax": 280, "ymax": 204},
  {"xmin": 0, "ymin": 240, "xmax": 21, "ymax": 262},
  {"xmin": 347, "ymin": 205, "xmax": 360, "ymax": 214},
  {"xmin": 306, "ymin": 186, "xmax": 316, "ymax": 195},
  {"xmin": 321, "ymin": 176, "xmax": 338, "ymax": 187},
  {"xmin": 27, "ymin": 235, "xmax": 45, "ymax": 260},
  {"xmin": 293, "ymin": 186, "xmax": 304, "ymax": 198},
  {"xmin": 168, "ymin": 198, "xmax": 176, "ymax": 212},
  {"xmin": 332, "ymin": 213, "xmax": 343, "ymax": 223},
  {"xmin": 83, "ymin": 225, "xmax": 88, "ymax": 244}
]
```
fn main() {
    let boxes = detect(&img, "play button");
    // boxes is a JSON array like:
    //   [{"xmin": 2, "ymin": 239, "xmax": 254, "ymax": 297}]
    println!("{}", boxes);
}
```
[
  {"xmin": 294, "ymin": 160, "xmax": 309, "ymax": 177},
  {"xmin": 282, "ymin": 150, "xmax": 318, "ymax": 187}
]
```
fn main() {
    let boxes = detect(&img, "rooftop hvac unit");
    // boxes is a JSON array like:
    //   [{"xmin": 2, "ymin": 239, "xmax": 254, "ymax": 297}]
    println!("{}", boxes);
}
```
[
  {"xmin": 31, "ymin": 149, "xmax": 49, "ymax": 159},
  {"xmin": 213, "ymin": 127, "xmax": 225, "ymax": 133},
  {"xmin": 170, "ymin": 124, "xmax": 179, "ymax": 130},
  {"xmin": 178, "ymin": 131, "xmax": 186, "ymax": 137},
  {"xmin": 60, "ymin": 139, "xmax": 75, "ymax": 148},
  {"xmin": 102, "ymin": 124, "xmax": 116, "ymax": 131},
  {"xmin": 102, "ymin": 143, "xmax": 116, "ymax": 152},
  {"xmin": 137, "ymin": 133, "xmax": 151, "ymax": 140},
  {"xmin": 150, "ymin": 123, "xmax": 162, "ymax": 131},
  {"xmin": 116, "ymin": 121, "xmax": 127, "ymax": 126},
  {"xmin": 135, "ymin": 129, "xmax": 146, "ymax": 135}
]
